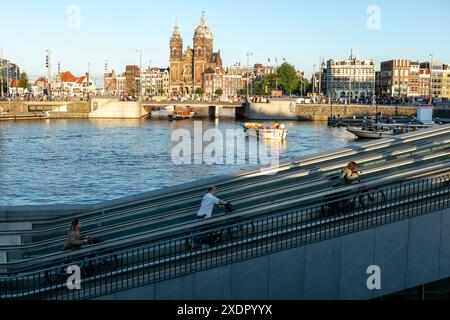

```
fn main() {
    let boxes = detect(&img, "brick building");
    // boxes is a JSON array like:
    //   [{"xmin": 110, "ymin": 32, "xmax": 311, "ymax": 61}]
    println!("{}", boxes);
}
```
[{"xmin": 169, "ymin": 14, "xmax": 222, "ymax": 96}]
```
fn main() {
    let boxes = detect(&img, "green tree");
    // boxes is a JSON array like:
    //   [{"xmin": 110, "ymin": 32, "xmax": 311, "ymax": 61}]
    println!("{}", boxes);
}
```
[
  {"xmin": 19, "ymin": 72, "xmax": 29, "ymax": 89},
  {"xmin": 215, "ymin": 88, "xmax": 223, "ymax": 96},
  {"xmin": 195, "ymin": 87, "xmax": 205, "ymax": 95},
  {"xmin": 276, "ymin": 63, "xmax": 299, "ymax": 95}
]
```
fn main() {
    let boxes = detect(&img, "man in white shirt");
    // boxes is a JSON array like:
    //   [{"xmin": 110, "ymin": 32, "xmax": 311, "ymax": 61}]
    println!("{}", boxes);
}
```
[{"xmin": 197, "ymin": 187, "xmax": 228, "ymax": 219}]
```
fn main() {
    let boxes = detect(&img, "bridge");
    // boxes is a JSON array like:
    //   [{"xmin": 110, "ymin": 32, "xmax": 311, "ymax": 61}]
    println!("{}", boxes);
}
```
[
  {"xmin": 141, "ymin": 100, "xmax": 244, "ymax": 119},
  {"xmin": 0, "ymin": 125, "xmax": 450, "ymax": 300}
]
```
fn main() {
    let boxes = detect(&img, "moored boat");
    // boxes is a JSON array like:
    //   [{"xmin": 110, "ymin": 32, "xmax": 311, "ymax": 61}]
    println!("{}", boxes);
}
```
[{"xmin": 347, "ymin": 123, "xmax": 435, "ymax": 139}]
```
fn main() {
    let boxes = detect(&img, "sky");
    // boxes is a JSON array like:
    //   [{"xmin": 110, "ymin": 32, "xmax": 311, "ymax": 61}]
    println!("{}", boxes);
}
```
[{"xmin": 1, "ymin": 0, "xmax": 449, "ymax": 82}]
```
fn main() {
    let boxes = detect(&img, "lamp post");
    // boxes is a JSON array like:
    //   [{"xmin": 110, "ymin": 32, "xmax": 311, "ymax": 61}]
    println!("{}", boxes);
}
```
[
  {"xmin": 0, "ymin": 48, "xmax": 4, "ymax": 98},
  {"xmin": 86, "ymin": 62, "xmax": 91, "ymax": 99},
  {"xmin": 149, "ymin": 60, "xmax": 152, "ymax": 99},
  {"xmin": 136, "ymin": 49, "xmax": 142, "ymax": 98},
  {"xmin": 246, "ymin": 52, "xmax": 253, "ymax": 100},
  {"xmin": 429, "ymin": 53, "xmax": 433, "ymax": 105},
  {"xmin": 46, "ymin": 49, "xmax": 52, "ymax": 100}
]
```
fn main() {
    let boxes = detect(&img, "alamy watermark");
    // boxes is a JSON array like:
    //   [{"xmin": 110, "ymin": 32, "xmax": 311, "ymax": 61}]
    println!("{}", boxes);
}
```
[
  {"xmin": 367, "ymin": 5, "xmax": 381, "ymax": 30},
  {"xmin": 170, "ymin": 121, "xmax": 281, "ymax": 174},
  {"xmin": 66, "ymin": 5, "xmax": 81, "ymax": 30},
  {"xmin": 66, "ymin": 265, "xmax": 81, "ymax": 290},
  {"xmin": 367, "ymin": 265, "xmax": 382, "ymax": 290}
]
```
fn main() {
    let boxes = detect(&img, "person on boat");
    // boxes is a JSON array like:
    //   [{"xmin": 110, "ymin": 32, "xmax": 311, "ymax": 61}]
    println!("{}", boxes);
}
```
[
  {"xmin": 63, "ymin": 220, "xmax": 90, "ymax": 251},
  {"xmin": 339, "ymin": 162, "xmax": 362, "ymax": 185},
  {"xmin": 274, "ymin": 121, "xmax": 281, "ymax": 130},
  {"xmin": 197, "ymin": 187, "xmax": 228, "ymax": 220}
]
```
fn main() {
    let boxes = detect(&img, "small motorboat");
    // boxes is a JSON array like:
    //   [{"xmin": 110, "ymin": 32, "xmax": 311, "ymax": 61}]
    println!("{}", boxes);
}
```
[{"xmin": 243, "ymin": 123, "xmax": 288, "ymax": 141}]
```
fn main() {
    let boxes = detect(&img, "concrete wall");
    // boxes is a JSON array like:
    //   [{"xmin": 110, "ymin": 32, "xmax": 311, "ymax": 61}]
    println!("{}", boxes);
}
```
[
  {"xmin": 96, "ymin": 207, "xmax": 450, "ymax": 300},
  {"xmin": 89, "ymin": 99, "xmax": 148, "ymax": 119}
]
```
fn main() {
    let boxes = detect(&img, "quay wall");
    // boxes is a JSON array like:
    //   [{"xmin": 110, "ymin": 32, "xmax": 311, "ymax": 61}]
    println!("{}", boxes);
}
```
[
  {"xmin": 295, "ymin": 104, "xmax": 417, "ymax": 121},
  {"xmin": 0, "ymin": 101, "xmax": 91, "ymax": 114},
  {"xmin": 246, "ymin": 100, "xmax": 418, "ymax": 121}
]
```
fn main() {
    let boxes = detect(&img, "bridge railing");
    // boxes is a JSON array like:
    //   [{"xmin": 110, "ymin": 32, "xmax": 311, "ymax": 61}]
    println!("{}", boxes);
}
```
[{"xmin": 1, "ymin": 174, "xmax": 450, "ymax": 300}]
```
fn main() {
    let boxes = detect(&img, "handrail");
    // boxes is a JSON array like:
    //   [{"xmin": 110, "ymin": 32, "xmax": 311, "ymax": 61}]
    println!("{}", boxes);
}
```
[
  {"xmin": 1, "ymin": 173, "xmax": 449, "ymax": 300},
  {"xmin": 1, "ymin": 169, "xmax": 449, "ymax": 273}
]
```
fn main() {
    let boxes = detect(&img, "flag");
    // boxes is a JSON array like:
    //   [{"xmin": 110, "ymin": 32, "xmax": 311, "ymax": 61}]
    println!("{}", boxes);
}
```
[
  {"xmin": 275, "ymin": 57, "xmax": 278, "ymax": 63},
  {"xmin": 268, "ymin": 58, "xmax": 271, "ymax": 64},
  {"xmin": 283, "ymin": 57, "xmax": 287, "ymax": 62}
]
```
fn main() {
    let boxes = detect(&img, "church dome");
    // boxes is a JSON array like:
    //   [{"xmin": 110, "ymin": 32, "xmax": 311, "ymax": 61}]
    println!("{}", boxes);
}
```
[{"xmin": 194, "ymin": 14, "xmax": 213, "ymax": 39}]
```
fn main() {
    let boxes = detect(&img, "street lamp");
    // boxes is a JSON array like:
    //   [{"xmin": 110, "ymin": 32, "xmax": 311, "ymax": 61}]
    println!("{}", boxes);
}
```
[
  {"xmin": 429, "ymin": 53, "xmax": 433, "ymax": 105},
  {"xmin": 136, "ymin": 49, "xmax": 143, "ymax": 97},
  {"xmin": 149, "ymin": 60, "xmax": 152, "ymax": 99},
  {"xmin": 246, "ymin": 52, "xmax": 253, "ymax": 100},
  {"xmin": 0, "ymin": 48, "xmax": 4, "ymax": 98}
]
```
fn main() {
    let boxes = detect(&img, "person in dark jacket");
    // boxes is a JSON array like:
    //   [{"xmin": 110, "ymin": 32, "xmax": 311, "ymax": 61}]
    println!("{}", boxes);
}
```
[{"xmin": 63, "ymin": 220, "xmax": 90, "ymax": 251}]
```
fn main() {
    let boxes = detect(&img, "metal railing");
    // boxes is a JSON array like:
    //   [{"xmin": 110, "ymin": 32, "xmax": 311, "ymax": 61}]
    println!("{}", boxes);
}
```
[{"xmin": 1, "ymin": 174, "xmax": 450, "ymax": 300}]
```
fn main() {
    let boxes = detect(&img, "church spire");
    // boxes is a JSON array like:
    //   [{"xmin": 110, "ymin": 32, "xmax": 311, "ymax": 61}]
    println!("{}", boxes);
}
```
[
  {"xmin": 172, "ymin": 18, "xmax": 180, "ymax": 37},
  {"xmin": 200, "ymin": 11, "xmax": 207, "ymax": 27}
]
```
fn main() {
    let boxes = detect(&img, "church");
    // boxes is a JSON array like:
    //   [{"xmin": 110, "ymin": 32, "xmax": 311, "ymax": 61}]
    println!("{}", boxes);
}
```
[{"xmin": 169, "ymin": 14, "xmax": 223, "ymax": 96}]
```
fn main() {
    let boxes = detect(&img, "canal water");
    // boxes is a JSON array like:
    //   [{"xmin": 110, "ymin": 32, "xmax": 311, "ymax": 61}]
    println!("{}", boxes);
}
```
[{"xmin": 0, "ymin": 119, "xmax": 356, "ymax": 206}]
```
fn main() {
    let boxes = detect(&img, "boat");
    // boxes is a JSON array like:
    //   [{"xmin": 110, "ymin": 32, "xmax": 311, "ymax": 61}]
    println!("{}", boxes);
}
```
[
  {"xmin": 151, "ymin": 106, "xmax": 175, "ymax": 119},
  {"xmin": 243, "ymin": 123, "xmax": 288, "ymax": 141},
  {"xmin": 243, "ymin": 122, "xmax": 264, "ymax": 130},
  {"xmin": 347, "ymin": 123, "xmax": 435, "ymax": 139},
  {"xmin": 168, "ymin": 111, "xmax": 196, "ymax": 121}
]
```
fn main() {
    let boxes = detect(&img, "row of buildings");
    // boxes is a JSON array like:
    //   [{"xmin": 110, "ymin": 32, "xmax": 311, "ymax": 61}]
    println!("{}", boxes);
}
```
[
  {"xmin": 316, "ymin": 53, "xmax": 450, "ymax": 102},
  {"xmin": 4, "ymin": 15, "xmax": 449, "ymax": 102}
]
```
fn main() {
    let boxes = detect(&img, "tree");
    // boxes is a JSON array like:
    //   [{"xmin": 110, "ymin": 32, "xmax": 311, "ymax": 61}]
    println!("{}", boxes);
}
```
[
  {"xmin": 195, "ymin": 87, "xmax": 205, "ymax": 96},
  {"xmin": 276, "ymin": 63, "xmax": 299, "ymax": 95},
  {"xmin": 215, "ymin": 88, "xmax": 223, "ymax": 97},
  {"xmin": 19, "ymin": 72, "xmax": 29, "ymax": 89}
]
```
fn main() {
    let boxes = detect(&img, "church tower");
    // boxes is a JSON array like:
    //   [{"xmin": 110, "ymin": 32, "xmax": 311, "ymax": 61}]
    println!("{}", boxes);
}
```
[
  {"xmin": 169, "ymin": 19, "xmax": 183, "ymax": 92},
  {"xmin": 193, "ymin": 13, "xmax": 213, "ymax": 87}
]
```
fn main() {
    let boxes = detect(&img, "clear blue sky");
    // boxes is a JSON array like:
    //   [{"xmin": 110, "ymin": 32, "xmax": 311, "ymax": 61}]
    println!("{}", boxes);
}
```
[{"xmin": 1, "ymin": 0, "xmax": 449, "ymax": 79}]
